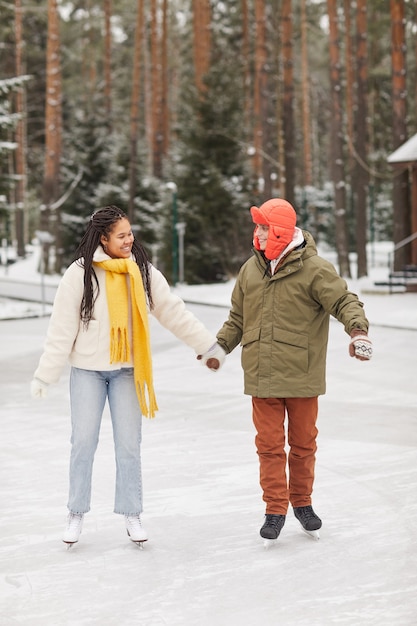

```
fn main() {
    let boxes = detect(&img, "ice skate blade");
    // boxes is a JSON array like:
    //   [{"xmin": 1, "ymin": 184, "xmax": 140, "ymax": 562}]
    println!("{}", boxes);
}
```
[
  {"xmin": 262, "ymin": 538, "xmax": 277, "ymax": 549},
  {"xmin": 127, "ymin": 529, "xmax": 148, "ymax": 548},
  {"xmin": 63, "ymin": 540, "xmax": 78, "ymax": 550},
  {"xmin": 131, "ymin": 539, "xmax": 147, "ymax": 549},
  {"xmin": 300, "ymin": 527, "xmax": 320, "ymax": 540}
]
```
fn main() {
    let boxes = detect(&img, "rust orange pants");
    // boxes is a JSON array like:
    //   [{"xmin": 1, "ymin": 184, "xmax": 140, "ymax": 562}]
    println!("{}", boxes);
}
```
[{"xmin": 252, "ymin": 397, "xmax": 319, "ymax": 515}]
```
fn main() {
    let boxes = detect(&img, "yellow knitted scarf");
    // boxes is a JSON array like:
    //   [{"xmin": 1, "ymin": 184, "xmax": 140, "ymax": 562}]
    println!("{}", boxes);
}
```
[{"xmin": 94, "ymin": 258, "xmax": 158, "ymax": 418}]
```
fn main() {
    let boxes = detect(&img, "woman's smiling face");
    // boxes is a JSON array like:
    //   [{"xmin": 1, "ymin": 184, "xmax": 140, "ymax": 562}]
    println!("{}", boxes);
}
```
[{"xmin": 101, "ymin": 218, "xmax": 134, "ymax": 258}]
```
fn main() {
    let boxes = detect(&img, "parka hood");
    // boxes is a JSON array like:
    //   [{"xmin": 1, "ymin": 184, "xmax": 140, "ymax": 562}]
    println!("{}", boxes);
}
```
[{"xmin": 298, "ymin": 230, "xmax": 318, "ymax": 259}]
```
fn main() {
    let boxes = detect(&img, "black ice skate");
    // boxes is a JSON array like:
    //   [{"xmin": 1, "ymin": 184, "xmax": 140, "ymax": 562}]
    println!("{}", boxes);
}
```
[
  {"xmin": 293, "ymin": 505, "xmax": 322, "ymax": 540},
  {"xmin": 260, "ymin": 514, "xmax": 286, "ymax": 547}
]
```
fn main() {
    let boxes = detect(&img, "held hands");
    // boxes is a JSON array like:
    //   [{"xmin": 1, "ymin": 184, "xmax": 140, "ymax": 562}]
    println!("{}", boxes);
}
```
[
  {"xmin": 349, "ymin": 330, "xmax": 373, "ymax": 361},
  {"xmin": 197, "ymin": 342, "xmax": 227, "ymax": 371},
  {"xmin": 30, "ymin": 378, "xmax": 49, "ymax": 398}
]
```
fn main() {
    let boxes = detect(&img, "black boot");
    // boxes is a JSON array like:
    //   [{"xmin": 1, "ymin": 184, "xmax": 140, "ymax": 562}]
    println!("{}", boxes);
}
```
[
  {"xmin": 293, "ymin": 505, "xmax": 322, "ymax": 531},
  {"xmin": 260, "ymin": 514, "xmax": 286, "ymax": 540}
]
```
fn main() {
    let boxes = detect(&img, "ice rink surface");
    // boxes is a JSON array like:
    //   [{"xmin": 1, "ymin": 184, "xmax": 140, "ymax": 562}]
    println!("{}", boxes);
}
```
[{"xmin": 1, "ymin": 274, "xmax": 417, "ymax": 625}]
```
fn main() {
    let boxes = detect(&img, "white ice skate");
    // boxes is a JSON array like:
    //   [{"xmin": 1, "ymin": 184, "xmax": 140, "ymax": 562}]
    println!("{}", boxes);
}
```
[
  {"xmin": 63, "ymin": 513, "xmax": 83, "ymax": 548},
  {"xmin": 125, "ymin": 515, "xmax": 148, "ymax": 548}
]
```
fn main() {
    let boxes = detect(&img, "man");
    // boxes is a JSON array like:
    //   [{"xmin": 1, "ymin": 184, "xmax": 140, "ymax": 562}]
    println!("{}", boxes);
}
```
[{"xmin": 214, "ymin": 198, "xmax": 372, "ymax": 542}]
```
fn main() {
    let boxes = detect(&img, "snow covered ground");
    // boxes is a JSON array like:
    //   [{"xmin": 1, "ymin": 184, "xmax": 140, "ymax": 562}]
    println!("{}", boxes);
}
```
[{"xmin": 0, "ymin": 244, "xmax": 416, "ymax": 625}]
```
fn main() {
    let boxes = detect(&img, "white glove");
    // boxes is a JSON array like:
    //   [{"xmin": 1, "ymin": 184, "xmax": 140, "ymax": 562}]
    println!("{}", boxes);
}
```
[
  {"xmin": 349, "ymin": 333, "xmax": 373, "ymax": 361},
  {"xmin": 197, "ymin": 343, "xmax": 227, "ymax": 371},
  {"xmin": 31, "ymin": 378, "xmax": 49, "ymax": 398}
]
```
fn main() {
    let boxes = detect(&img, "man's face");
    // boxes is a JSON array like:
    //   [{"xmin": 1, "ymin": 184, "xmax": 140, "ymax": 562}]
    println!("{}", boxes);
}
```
[{"xmin": 254, "ymin": 224, "xmax": 269, "ymax": 251}]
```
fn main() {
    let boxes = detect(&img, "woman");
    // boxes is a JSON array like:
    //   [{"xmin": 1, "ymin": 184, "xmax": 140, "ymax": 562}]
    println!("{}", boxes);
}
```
[{"xmin": 31, "ymin": 205, "xmax": 225, "ymax": 546}]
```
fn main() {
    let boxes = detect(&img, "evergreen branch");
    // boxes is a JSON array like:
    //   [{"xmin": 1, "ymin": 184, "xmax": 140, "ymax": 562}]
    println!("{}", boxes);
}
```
[{"xmin": 49, "ymin": 167, "xmax": 84, "ymax": 212}]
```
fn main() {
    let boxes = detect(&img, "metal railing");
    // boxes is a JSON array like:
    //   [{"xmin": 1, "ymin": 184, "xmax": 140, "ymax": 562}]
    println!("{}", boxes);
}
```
[
  {"xmin": 383, "ymin": 231, "xmax": 417, "ymax": 293},
  {"xmin": 388, "ymin": 231, "xmax": 417, "ymax": 272}
]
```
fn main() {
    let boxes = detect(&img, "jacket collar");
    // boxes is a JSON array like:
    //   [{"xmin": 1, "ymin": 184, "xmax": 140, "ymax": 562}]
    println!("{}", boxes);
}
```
[
  {"xmin": 277, "ymin": 227, "xmax": 305, "ymax": 261},
  {"xmin": 253, "ymin": 229, "xmax": 318, "ymax": 277}
]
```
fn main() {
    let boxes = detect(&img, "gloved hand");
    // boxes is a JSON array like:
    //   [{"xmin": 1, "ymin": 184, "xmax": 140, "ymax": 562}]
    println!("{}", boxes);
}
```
[
  {"xmin": 349, "ymin": 329, "xmax": 373, "ymax": 361},
  {"xmin": 197, "ymin": 343, "xmax": 227, "ymax": 371},
  {"xmin": 31, "ymin": 378, "xmax": 49, "ymax": 398}
]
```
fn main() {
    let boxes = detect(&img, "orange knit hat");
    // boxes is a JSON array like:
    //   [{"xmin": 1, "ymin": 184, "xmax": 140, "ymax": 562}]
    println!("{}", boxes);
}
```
[{"xmin": 250, "ymin": 198, "xmax": 297, "ymax": 260}]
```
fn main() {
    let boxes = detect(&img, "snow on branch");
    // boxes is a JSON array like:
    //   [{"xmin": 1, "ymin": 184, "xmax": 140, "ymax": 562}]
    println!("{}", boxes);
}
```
[{"xmin": 0, "ymin": 75, "xmax": 32, "ymax": 94}]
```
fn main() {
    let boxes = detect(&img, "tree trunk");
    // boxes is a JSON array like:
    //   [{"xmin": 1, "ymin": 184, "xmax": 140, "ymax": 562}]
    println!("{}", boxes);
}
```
[
  {"xmin": 148, "ymin": 0, "xmax": 169, "ymax": 176},
  {"xmin": 42, "ymin": 0, "xmax": 62, "ymax": 274},
  {"xmin": 192, "ymin": 0, "xmax": 211, "ymax": 95},
  {"xmin": 343, "ymin": 0, "xmax": 355, "ymax": 174},
  {"xmin": 253, "ymin": 0, "xmax": 266, "ymax": 187},
  {"xmin": 14, "ymin": 0, "xmax": 26, "ymax": 257},
  {"xmin": 390, "ymin": 0, "xmax": 409, "ymax": 270},
  {"xmin": 343, "ymin": 0, "xmax": 355, "ymax": 253},
  {"xmin": 241, "ymin": 0, "xmax": 251, "ymax": 136},
  {"xmin": 354, "ymin": 0, "xmax": 369, "ymax": 278},
  {"xmin": 281, "ymin": 0, "xmax": 295, "ymax": 206},
  {"xmin": 82, "ymin": 0, "xmax": 97, "ymax": 118},
  {"xmin": 300, "ymin": 0, "xmax": 312, "ymax": 187},
  {"xmin": 160, "ymin": 0, "xmax": 169, "ymax": 159},
  {"xmin": 327, "ymin": 0, "xmax": 351, "ymax": 277},
  {"xmin": 415, "ymin": 2, "xmax": 417, "ymax": 116},
  {"xmin": 150, "ymin": 0, "xmax": 162, "ymax": 178},
  {"xmin": 128, "ymin": 0, "xmax": 144, "ymax": 222},
  {"xmin": 104, "ymin": 0, "xmax": 112, "ymax": 127}
]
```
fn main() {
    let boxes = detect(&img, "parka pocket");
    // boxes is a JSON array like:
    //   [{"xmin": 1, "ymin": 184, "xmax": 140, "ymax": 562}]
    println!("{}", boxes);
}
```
[
  {"xmin": 273, "ymin": 328, "xmax": 308, "ymax": 349},
  {"xmin": 241, "ymin": 327, "xmax": 261, "ymax": 377},
  {"xmin": 241, "ymin": 327, "xmax": 261, "ymax": 347},
  {"xmin": 73, "ymin": 319, "xmax": 100, "ymax": 356},
  {"xmin": 272, "ymin": 327, "xmax": 309, "ymax": 372}
]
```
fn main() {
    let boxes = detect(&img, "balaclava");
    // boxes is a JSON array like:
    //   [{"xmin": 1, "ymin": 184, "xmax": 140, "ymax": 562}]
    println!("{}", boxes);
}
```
[{"xmin": 250, "ymin": 198, "xmax": 297, "ymax": 261}]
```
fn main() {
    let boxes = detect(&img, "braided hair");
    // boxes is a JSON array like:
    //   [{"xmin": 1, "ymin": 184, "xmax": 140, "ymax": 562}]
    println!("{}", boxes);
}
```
[{"xmin": 73, "ymin": 205, "xmax": 153, "ymax": 325}]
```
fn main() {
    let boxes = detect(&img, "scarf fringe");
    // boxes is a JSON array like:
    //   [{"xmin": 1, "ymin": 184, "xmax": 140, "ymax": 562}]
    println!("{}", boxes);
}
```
[
  {"xmin": 109, "ymin": 327, "xmax": 130, "ymax": 363},
  {"xmin": 136, "ymin": 380, "xmax": 159, "ymax": 419}
]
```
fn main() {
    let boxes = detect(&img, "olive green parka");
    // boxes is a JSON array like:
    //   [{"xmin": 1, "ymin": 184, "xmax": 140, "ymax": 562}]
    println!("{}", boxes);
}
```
[{"xmin": 216, "ymin": 231, "xmax": 369, "ymax": 398}]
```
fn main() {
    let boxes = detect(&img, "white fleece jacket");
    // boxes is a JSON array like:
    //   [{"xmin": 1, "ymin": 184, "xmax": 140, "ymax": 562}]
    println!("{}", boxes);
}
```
[{"xmin": 34, "ymin": 247, "xmax": 216, "ymax": 385}]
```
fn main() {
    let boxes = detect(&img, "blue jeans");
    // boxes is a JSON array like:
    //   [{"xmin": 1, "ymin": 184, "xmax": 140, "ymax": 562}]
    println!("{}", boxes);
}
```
[{"xmin": 68, "ymin": 367, "xmax": 143, "ymax": 516}]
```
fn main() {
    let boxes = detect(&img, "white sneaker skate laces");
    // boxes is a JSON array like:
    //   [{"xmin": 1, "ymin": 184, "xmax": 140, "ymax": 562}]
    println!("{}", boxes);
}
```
[
  {"xmin": 63, "ymin": 512, "xmax": 83, "ymax": 543},
  {"xmin": 125, "ymin": 515, "xmax": 148, "ymax": 542}
]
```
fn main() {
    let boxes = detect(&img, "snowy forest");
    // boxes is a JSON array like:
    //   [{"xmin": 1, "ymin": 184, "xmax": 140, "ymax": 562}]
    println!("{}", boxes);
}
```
[{"xmin": 0, "ymin": 0, "xmax": 416, "ymax": 284}]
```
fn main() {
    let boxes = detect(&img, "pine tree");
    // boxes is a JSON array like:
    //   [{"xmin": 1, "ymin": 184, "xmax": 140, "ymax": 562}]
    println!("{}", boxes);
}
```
[
  {"xmin": 390, "ymin": 0, "xmax": 410, "ymax": 270},
  {"xmin": 0, "ymin": 76, "xmax": 31, "ymax": 253},
  {"xmin": 354, "ymin": 0, "xmax": 369, "ymax": 278},
  {"xmin": 327, "ymin": 0, "xmax": 351, "ymax": 277},
  {"xmin": 172, "ymin": 2, "xmax": 254, "ymax": 283}
]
